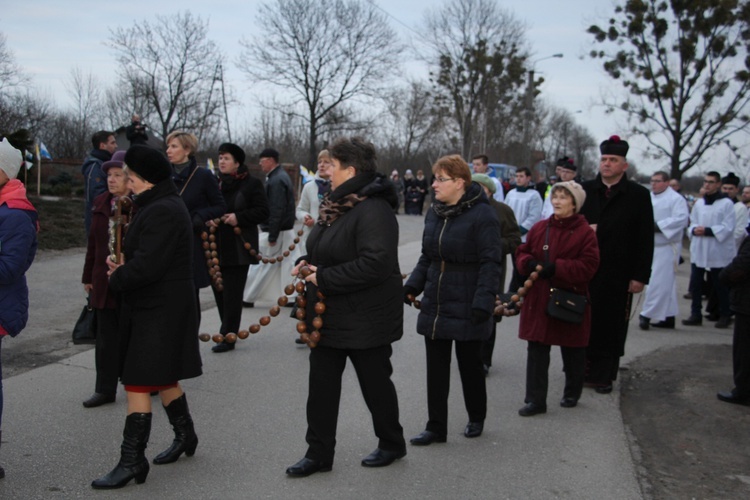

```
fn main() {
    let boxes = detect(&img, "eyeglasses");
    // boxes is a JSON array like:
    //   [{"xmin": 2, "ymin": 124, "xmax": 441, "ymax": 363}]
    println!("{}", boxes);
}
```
[
  {"xmin": 703, "ymin": 180, "xmax": 718, "ymax": 184},
  {"xmin": 434, "ymin": 176, "xmax": 455, "ymax": 183},
  {"xmin": 650, "ymin": 179, "xmax": 666, "ymax": 183}
]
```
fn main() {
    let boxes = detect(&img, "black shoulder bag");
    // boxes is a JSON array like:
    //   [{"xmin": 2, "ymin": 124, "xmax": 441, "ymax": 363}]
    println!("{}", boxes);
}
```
[{"xmin": 543, "ymin": 224, "xmax": 587, "ymax": 324}]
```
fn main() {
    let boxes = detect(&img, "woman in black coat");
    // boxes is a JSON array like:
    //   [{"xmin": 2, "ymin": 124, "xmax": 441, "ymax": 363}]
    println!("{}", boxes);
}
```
[
  {"xmin": 165, "ymin": 131, "xmax": 226, "ymax": 293},
  {"xmin": 285, "ymin": 137, "xmax": 406, "ymax": 477},
  {"xmin": 92, "ymin": 146, "xmax": 202, "ymax": 490},
  {"xmin": 405, "ymin": 154, "xmax": 502, "ymax": 445},
  {"xmin": 209, "ymin": 143, "xmax": 270, "ymax": 353}
]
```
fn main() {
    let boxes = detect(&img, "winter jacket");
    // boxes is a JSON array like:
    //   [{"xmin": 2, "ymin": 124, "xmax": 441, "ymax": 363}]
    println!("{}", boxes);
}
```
[
  {"xmin": 0, "ymin": 180, "xmax": 38, "ymax": 337},
  {"xmin": 720, "ymin": 231, "xmax": 750, "ymax": 316},
  {"xmin": 172, "ymin": 157, "xmax": 227, "ymax": 288},
  {"xmin": 260, "ymin": 165, "xmax": 295, "ymax": 243},
  {"xmin": 81, "ymin": 148, "xmax": 111, "ymax": 234},
  {"xmin": 303, "ymin": 172, "xmax": 403, "ymax": 349},
  {"xmin": 216, "ymin": 165, "xmax": 270, "ymax": 266},
  {"xmin": 108, "ymin": 179, "xmax": 202, "ymax": 385},
  {"xmin": 516, "ymin": 214, "xmax": 600, "ymax": 347},
  {"xmin": 405, "ymin": 182, "xmax": 502, "ymax": 341}
]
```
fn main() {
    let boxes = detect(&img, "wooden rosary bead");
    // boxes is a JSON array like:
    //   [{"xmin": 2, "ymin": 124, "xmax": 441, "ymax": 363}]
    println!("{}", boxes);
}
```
[
  {"xmin": 198, "ymin": 333, "xmax": 211, "ymax": 342},
  {"xmin": 294, "ymin": 238, "xmax": 300, "ymax": 244},
  {"xmin": 238, "ymin": 330, "xmax": 250, "ymax": 339},
  {"xmin": 314, "ymin": 302, "xmax": 326, "ymax": 315},
  {"xmin": 225, "ymin": 332, "xmax": 237, "ymax": 343},
  {"xmin": 524, "ymin": 279, "xmax": 533, "ymax": 288},
  {"xmin": 278, "ymin": 296, "xmax": 289, "ymax": 307},
  {"xmin": 283, "ymin": 250, "xmax": 290, "ymax": 257},
  {"xmin": 312, "ymin": 316, "xmax": 323, "ymax": 330},
  {"xmin": 212, "ymin": 333, "xmax": 224, "ymax": 343},
  {"xmin": 270, "ymin": 305, "xmax": 281, "ymax": 317},
  {"xmin": 296, "ymin": 296, "xmax": 307, "ymax": 307},
  {"xmin": 233, "ymin": 226, "xmax": 242, "ymax": 235},
  {"xmin": 310, "ymin": 330, "xmax": 321, "ymax": 343},
  {"xmin": 295, "ymin": 308, "xmax": 306, "ymax": 320},
  {"xmin": 300, "ymin": 332, "xmax": 310, "ymax": 343},
  {"xmin": 284, "ymin": 284, "xmax": 295, "ymax": 295},
  {"xmin": 295, "ymin": 281, "xmax": 306, "ymax": 294},
  {"xmin": 299, "ymin": 266, "xmax": 312, "ymax": 277},
  {"xmin": 249, "ymin": 324, "xmax": 261, "ymax": 334},
  {"xmin": 259, "ymin": 316, "xmax": 271, "ymax": 326},
  {"xmin": 296, "ymin": 321, "xmax": 307, "ymax": 333}
]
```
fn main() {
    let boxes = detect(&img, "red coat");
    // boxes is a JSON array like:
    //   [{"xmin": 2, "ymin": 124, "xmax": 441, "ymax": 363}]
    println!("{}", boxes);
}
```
[{"xmin": 515, "ymin": 214, "xmax": 600, "ymax": 347}]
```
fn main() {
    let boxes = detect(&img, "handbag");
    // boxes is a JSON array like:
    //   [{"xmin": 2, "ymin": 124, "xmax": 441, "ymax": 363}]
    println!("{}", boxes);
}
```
[
  {"xmin": 72, "ymin": 296, "xmax": 97, "ymax": 345},
  {"xmin": 541, "ymin": 224, "xmax": 587, "ymax": 324}
]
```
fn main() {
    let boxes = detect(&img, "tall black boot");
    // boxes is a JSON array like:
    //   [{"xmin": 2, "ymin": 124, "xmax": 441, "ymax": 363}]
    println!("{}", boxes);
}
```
[
  {"xmin": 91, "ymin": 412, "xmax": 151, "ymax": 489},
  {"xmin": 153, "ymin": 393, "xmax": 198, "ymax": 465},
  {"xmin": 1, "ymin": 430, "xmax": 5, "ymax": 479}
]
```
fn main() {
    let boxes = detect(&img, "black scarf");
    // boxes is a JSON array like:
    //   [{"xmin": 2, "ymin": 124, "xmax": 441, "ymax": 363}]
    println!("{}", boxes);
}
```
[
  {"xmin": 432, "ymin": 182, "xmax": 484, "ymax": 219},
  {"xmin": 317, "ymin": 172, "xmax": 377, "ymax": 226}
]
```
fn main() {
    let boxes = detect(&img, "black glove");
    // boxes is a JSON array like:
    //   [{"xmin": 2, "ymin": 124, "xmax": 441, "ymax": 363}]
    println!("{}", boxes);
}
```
[
  {"xmin": 526, "ymin": 260, "xmax": 540, "ymax": 275},
  {"xmin": 192, "ymin": 214, "xmax": 206, "ymax": 233},
  {"xmin": 471, "ymin": 308, "xmax": 491, "ymax": 325},
  {"xmin": 538, "ymin": 262, "xmax": 556, "ymax": 280},
  {"xmin": 404, "ymin": 286, "xmax": 419, "ymax": 306}
]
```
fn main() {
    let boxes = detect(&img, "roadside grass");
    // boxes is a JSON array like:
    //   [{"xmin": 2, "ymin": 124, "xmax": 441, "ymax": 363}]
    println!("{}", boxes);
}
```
[{"xmin": 30, "ymin": 196, "xmax": 87, "ymax": 250}]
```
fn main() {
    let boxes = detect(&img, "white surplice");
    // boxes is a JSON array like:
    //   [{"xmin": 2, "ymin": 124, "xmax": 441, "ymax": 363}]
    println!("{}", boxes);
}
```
[{"xmin": 641, "ymin": 187, "xmax": 689, "ymax": 321}]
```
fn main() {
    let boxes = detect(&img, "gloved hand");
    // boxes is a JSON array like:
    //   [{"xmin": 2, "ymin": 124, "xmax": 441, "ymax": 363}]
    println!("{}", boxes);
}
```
[
  {"xmin": 404, "ymin": 286, "xmax": 419, "ymax": 306},
  {"xmin": 539, "ymin": 262, "xmax": 556, "ymax": 280},
  {"xmin": 193, "ymin": 214, "xmax": 206, "ymax": 232},
  {"xmin": 526, "ymin": 260, "xmax": 540, "ymax": 274},
  {"xmin": 471, "ymin": 308, "xmax": 491, "ymax": 325}
]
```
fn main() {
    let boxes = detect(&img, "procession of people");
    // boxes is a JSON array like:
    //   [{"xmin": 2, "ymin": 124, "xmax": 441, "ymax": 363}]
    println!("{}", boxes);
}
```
[{"xmin": 1, "ymin": 126, "xmax": 749, "ymax": 490}]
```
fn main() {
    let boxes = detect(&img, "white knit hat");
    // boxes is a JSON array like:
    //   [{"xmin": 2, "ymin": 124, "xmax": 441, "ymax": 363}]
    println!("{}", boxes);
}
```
[
  {"xmin": 551, "ymin": 181, "xmax": 586, "ymax": 213},
  {"xmin": 0, "ymin": 138, "xmax": 23, "ymax": 179}
]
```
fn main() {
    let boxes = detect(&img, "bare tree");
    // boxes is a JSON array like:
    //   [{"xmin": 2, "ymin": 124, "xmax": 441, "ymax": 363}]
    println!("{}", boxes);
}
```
[
  {"xmin": 0, "ymin": 32, "xmax": 27, "ymax": 97},
  {"xmin": 421, "ymin": 0, "xmax": 529, "ymax": 160},
  {"xmin": 108, "ymin": 11, "xmax": 226, "ymax": 143},
  {"xmin": 64, "ymin": 67, "xmax": 107, "ymax": 155},
  {"xmin": 238, "ymin": 0, "xmax": 401, "ymax": 169},
  {"xmin": 588, "ymin": 0, "xmax": 750, "ymax": 179}
]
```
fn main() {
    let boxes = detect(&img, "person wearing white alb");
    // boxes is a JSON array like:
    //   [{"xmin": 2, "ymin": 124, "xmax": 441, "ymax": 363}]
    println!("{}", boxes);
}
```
[
  {"xmin": 296, "ymin": 150, "xmax": 332, "ymax": 244},
  {"xmin": 638, "ymin": 172, "xmax": 689, "ymax": 330},
  {"xmin": 720, "ymin": 173, "xmax": 749, "ymax": 253},
  {"xmin": 471, "ymin": 154, "xmax": 504, "ymax": 202},
  {"xmin": 505, "ymin": 167, "xmax": 543, "ymax": 291},
  {"xmin": 541, "ymin": 157, "xmax": 578, "ymax": 219},
  {"xmin": 683, "ymin": 171, "xmax": 736, "ymax": 329}
]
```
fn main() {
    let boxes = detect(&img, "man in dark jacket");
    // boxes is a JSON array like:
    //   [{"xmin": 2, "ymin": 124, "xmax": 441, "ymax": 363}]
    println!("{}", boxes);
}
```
[
  {"xmin": 717, "ymin": 223, "xmax": 750, "ymax": 405},
  {"xmin": 81, "ymin": 130, "xmax": 117, "ymax": 235},
  {"xmin": 579, "ymin": 136, "xmax": 654, "ymax": 394},
  {"xmin": 243, "ymin": 148, "xmax": 296, "ymax": 305}
]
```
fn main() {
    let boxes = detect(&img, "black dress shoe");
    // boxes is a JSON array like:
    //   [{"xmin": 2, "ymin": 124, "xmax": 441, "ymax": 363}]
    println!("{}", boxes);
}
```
[
  {"xmin": 683, "ymin": 292, "xmax": 692, "ymax": 299},
  {"xmin": 704, "ymin": 312, "xmax": 719, "ymax": 321},
  {"xmin": 294, "ymin": 338, "xmax": 306, "ymax": 345},
  {"xmin": 715, "ymin": 317, "xmax": 732, "ymax": 329},
  {"xmin": 361, "ymin": 448, "xmax": 406, "ymax": 467},
  {"xmin": 717, "ymin": 390, "xmax": 750, "ymax": 406},
  {"xmin": 518, "ymin": 403, "xmax": 547, "ymax": 417},
  {"xmin": 409, "ymin": 430, "xmax": 447, "ymax": 446},
  {"xmin": 464, "ymin": 421, "xmax": 483, "ymax": 438},
  {"xmin": 83, "ymin": 393, "xmax": 116, "ymax": 408},
  {"xmin": 285, "ymin": 457, "xmax": 332, "ymax": 477},
  {"xmin": 682, "ymin": 315, "xmax": 703, "ymax": 326},
  {"xmin": 560, "ymin": 397, "xmax": 578, "ymax": 408},
  {"xmin": 211, "ymin": 342, "xmax": 235, "ymax": 353},
  {"xmin": 594, "ymin": 384, "xmax": 613, "ymax": 394},
  {"xmin": 638, "ymin": 315, "xmax": 650, "ymax": 330},
  {"xmin": 651, "ymin": 317, "xmax": 675, "ymax": 329},
  {"xmin": 242, "ymin": 301, "xmax": 254, "ymax": 308}
]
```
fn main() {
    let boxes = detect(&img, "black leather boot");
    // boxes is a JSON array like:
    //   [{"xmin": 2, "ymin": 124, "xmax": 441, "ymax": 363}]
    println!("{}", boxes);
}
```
[
  {"xmin": 91, "ymin": 412, "xmax": 151, "ymax": 489},
  {"xmin": 153, "ymin": 394, "xmax": 198, "ymax": 465}
]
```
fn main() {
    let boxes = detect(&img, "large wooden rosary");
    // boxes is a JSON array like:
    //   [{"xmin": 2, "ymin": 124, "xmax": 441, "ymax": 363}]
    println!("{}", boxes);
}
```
[
  {"xmin": 200, "ymin": 222, "xmax": 305, "ymax": 292},
  {"xmin": 198, "ymin": 264, "xmax": 325, "ymax": 349}
]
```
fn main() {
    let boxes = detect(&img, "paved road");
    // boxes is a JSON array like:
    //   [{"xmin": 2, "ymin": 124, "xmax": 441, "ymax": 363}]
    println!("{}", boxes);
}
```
[{"xmin": 0, "ymin": 214, "xmax": 726, "ymax": 498}]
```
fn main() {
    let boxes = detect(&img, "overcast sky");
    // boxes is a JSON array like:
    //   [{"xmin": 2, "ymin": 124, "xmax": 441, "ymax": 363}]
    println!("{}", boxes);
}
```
[{"xmin": 3, "ymin": 0, "xmax": 746, "ymax": 177}]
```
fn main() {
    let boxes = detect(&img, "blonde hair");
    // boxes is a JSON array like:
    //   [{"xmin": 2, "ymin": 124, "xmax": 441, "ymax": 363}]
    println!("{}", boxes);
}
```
[
  {"xmin": 165, "ymin": 131, "xmax": 198, "ymax": 156},
  {"xmin": 318, "ymin": 149, "xmax": 331, "ymax": 161}
]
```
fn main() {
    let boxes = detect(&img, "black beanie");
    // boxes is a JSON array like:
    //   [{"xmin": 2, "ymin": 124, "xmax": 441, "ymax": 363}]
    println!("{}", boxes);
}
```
[
  {"xmin": 599, "ymin": 135, "xmax": 629, "ymax": 157},
  {"xmin": 721, "ymin": 172, "xmax": 740, "ymax": 186},
  {"xmin": 125, "ymin": 145, "xmax": 172, "ymax": 184},
  {"xmin": 218, "ymin": 142, "xmax": 245, "ymax": 166}
]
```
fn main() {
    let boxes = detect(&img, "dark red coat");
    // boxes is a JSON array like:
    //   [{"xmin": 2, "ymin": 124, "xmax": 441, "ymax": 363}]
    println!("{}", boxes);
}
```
[
  {"xmin": 515, "ymin": 214, "xmax": 600, "ymax": 347},
  {"xmin": 82, "ymin": 192, "xmax": 134, "ymax": 310}
]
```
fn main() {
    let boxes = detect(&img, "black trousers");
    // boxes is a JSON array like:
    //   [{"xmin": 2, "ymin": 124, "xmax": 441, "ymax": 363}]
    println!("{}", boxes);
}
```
[
  {"xmin": 585, "ymin": 354, "xmax": 620, "ymax": 385},
  {"xmin": 94, "ymin": 308, "xmax": 120, "ymax": 395},
  {"xmin": 525, "ymin": 341, "xmax": 585, "ymax": 406},
  {"xmin": 424, "ymin": 337, "xmax": 486, "ymax": 435},
  {"xmin": 305, "ymin": 344, "xmax": 405, "ymax": 463},
  {"xmin": 733, "ymin": 313, "xmax": 750, "ymax": 399},
  {"xmin": 689, "ymin": 264, "xmax": 731, "ymax": 318},
  {"xmin": 211, "ymin": 264, "xmax": 250, "ymax": 335}
]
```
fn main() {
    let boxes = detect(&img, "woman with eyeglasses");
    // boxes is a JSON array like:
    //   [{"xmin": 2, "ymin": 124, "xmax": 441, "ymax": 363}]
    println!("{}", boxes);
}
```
[{"xmin": 404, "ymin": 155, "xmax": 502, "ymax": 445}]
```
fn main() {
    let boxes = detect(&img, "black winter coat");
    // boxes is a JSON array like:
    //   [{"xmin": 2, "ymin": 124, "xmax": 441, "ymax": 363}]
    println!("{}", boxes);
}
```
[
  {"xmin": 720, "ymin": 233, "xmax": 750, "ymax": 316},
  {"xmin": 260, "ymin": 165, "xmax": 295, "ymax": 243},
  {"xmin": 108, "ymin": 180, "xmax": 202, "ymax": 386},
  {"xmin": 216, "ymin": 166, "xmax": 270, "ymax": 266},
  {"xmin": 172, "ymin": 157, "xmax": 227, "ymax": 288},
  {"xmin": 579, "ymin": 173, "xmax": 654, "ymax": 358},
  {"xmin": 405, "ymin": 182, "xmax": 502, "ymax": 341},
  {"xmin": 303, "ymin": 173, "xmax": 403, "ymax": 349}
]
